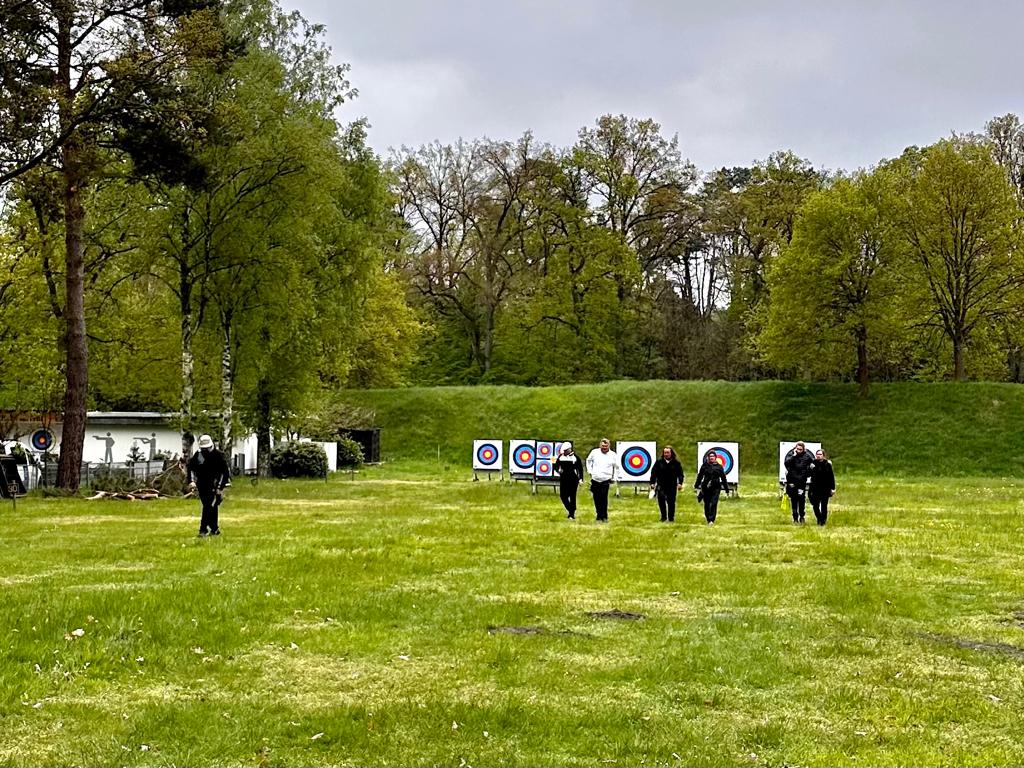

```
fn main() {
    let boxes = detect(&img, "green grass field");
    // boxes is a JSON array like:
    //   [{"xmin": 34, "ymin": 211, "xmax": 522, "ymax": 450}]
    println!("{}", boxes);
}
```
[{"xmin": 2, "ymin": 464, "xmax": 1023, "ymax": 766}]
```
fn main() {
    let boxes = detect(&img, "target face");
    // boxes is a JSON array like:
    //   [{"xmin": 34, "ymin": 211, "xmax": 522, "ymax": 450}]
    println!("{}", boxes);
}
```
[
  {"xmin": 510, "ymin": 440, "xmax": 536, "ymax": 472},
  {"xmin": 535, "ymin": 459, "xmax": 554, "ymax": 477},
  {"xmin": 30, "ymin": 429, "xmax": 55, "ymax": 452},
  {"xmin": 472, "ymin": 440, "xmax": 503, "ymax": 471},
  {"xmin": 536, "ymin": 442, "xmax": 554, "ymax": 460},
  {"xmin": 616, "ymin": 441, "xmax": 656, "ymax": 481},
  {"xmin": 698, "ymin": 442, "xmax": 740, "ymax": 484}
]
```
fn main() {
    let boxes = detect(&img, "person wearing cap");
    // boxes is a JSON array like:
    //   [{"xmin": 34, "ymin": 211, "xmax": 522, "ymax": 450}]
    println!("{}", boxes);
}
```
[
  {"xmin": 650, "ymin": 445, "xmax": 684, "ymax": 522},
  {"xmin": 186, "ymin": 434, "xmax": 231, "ymax": 536},
  {"xmin": 694, "ymin": 451, "xmax": 730, "ymax": 525},
  {"xmin": 554, "ymin": 442, "xmax": 585, "ymax": 519},
  {"xmin": 585, "ymin": 438, "xmax": 619, "ymax": 522}
]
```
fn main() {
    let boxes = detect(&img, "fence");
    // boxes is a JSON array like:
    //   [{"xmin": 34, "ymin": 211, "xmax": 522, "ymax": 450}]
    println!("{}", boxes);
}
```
[{"xmin": 18, "ymin": 460, "xmax": 171, "ymax": 491}]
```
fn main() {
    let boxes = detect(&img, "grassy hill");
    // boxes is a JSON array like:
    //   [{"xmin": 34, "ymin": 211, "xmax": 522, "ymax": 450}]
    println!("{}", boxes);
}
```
[{"xmin": 335, "ymin": 381, "xmax": 1024, "ymax": 476}]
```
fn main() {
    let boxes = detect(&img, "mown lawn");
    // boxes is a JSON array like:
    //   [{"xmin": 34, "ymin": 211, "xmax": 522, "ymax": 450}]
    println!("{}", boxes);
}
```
[{"xmin": 1, "ymin": 465, "xmax": 1023, "ymax": 766}]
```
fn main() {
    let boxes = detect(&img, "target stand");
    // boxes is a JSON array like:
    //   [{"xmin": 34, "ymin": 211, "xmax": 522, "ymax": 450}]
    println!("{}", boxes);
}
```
[
  {"xmin": 472, "ymin": 440, "xmax": 504, "ymax": 482},
  {"xmin": 614, "ymin": 441, "xmax": 656, "ymax": 497},
  {"xmin": 697, "ymin": 442, "xmax": 741, "ymax": 498},
  {"xmin": 509, "ymin": 440, "xmax": 537, "ymax": 485}
]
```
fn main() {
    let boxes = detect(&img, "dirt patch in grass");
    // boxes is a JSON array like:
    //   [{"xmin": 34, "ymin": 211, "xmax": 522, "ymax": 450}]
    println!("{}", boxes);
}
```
[
  {"xmin": 921, "ymin": 632, "xmax": 1024, "ymax": 660},
  {"xmin": 487, "ymin": 625, "xmax": 592, "ymax": 638},
  {"xmin": 585, "ymin": 609, "xmax": 645, "ymax": 621}
]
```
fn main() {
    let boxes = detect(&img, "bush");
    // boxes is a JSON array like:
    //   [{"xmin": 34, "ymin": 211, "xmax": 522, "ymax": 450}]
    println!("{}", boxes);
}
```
[
  {"xmin": 270, "ymin": 442, "xmax": 328, "ymax": 479},
  {"xmin": 337, "ymin": 437, "xmax": 364, "ymax": 469}
]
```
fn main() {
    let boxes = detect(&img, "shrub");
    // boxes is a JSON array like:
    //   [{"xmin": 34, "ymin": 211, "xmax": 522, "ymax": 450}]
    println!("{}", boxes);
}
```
[
  {"xmin": 270, "ymin": 442, "xmax": 328, "ymax": 479},
  {"xmin": 337, "ymin": 437, "xmax": 364, "ymax": 469}
]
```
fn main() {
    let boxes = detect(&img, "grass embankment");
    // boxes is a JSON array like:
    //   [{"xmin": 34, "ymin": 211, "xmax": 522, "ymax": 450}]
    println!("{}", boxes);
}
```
[
  {"xmin": 336, "ymin": 381, "xmax": 1024, "ymax": 475},
  {"xmin": 2, "ymin": 466, "xmax": 1023, "ymax": 765}
]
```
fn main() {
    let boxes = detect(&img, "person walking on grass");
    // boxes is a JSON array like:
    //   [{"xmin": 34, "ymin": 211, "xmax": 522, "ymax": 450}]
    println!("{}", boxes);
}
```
[
  {"xmin": 784, "ymin": 441, "xmax": 814, "ymax": 524},
  {"xmin": 650, "ymin": 445, "xmax": 684, "ymax": 522},
  {"xmin": 694, "ymin": 450, "xmax": 730, "ymax": 525},
  {"xmin": 808, "ymin": 448, "xmax": 836, "ymax": 526},
  {"xmin": 187, "ymin": 434, "xmax": 231, "ymax": 537},
  {"xmin": 586, "ymin": 438, "xmax": 619, "ymax": 523},
  {"xmin": 555, "ymin": 442, "xmax": 585, "ymax": 519}
]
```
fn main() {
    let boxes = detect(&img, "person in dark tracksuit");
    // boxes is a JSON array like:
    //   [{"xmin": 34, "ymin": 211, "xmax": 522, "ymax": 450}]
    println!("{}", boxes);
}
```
[
  {"xmin": 694, "ymin": 451, "xmax": 730, "ymax": 524},
  {"xmin": 784, "ymin": 441, "xmax": 814, "ymax": 524},
  {"xmin": 554, "ymin": 442, "xmax": 584, "ymax": 519},
  {"xmin": 650, "ymin": 445, "xmax": 684, "ymax": 522},
  {"xmin": 808, "ymin": 448, "xmax": 836, "ymax": 526},
  {"xmin": 186, "ymin": 434, "xmax": 231, "ymax": 536}
]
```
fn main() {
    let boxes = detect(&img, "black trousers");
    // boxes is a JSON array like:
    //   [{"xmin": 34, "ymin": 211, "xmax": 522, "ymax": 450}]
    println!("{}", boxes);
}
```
[
  {"xmin": 788, "ymin": 486, "xmax": 807, "ymax": 521},
  {"xmin": 810, "ymin": 494, "xmax": 830, "ymax": 525},
  {"xmin": 702, "ymin": 489, "xmax": 721, "ymax": 523},
  {"xmin": 198, "ymin": 488, "xmax": 221, "ymax": 533},
  {"xmin": 560, "ymin": 481, "xmax": 579, "ymax": 518},
  {"xmin": 590, "ymin": 480, "xmax": 611, "ymax": 521},
  {"xmin": 657, "ymin": 488, "xmax": 678, "ymax": 521}
]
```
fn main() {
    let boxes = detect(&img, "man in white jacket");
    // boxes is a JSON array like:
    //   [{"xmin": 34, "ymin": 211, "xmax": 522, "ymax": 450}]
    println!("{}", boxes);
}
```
[{"xmin": 586, "ymin": 438, "xmax": 619, "ymax": 523}]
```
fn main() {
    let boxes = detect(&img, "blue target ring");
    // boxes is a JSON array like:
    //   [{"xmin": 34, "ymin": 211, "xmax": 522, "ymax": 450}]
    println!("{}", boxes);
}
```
[
  {"xmin": 704, "ymin": 447, "xmax": 734, "ymax": 475},
  {"xmin": 513, "ymin": 444, "xmax": 536, "ymax": 470},
  {"xmin": 31, "ymin": 429, "xmax": 54, "ymax": 452},
  {"xmin": 476, "ymin": 443, "xmax": 500, "ymax": 467},
  {"xmin": 621, "ymin": 446, "xmax": 652, "ymax": 477}
]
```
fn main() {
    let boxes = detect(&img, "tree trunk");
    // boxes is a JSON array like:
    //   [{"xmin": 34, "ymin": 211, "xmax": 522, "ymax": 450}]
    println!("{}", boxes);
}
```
[
  {"xmin": 856, "ymin": 327, "xmax": 870, "ymax": 398},
  {"xmin": 179, "ymin": 261, "xmax": 195, "ymax": 457},
  {"xmin": 220, "ymin": 312, "xmax": 234, "ymax": 451},
  {"xmin": 55, "ymin": 9, "xmax": 87, "ymax": 491},
  {"xmin": 952, "ymin": 337, "xmax": 966, "ymax": 381},
  {"xmin": 255, "ymin": 379, "xmax": 272, "ymax": 478}
]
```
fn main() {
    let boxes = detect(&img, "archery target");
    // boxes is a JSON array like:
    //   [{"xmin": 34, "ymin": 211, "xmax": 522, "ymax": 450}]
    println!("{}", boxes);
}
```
[
  {"xmin": 473, "ymin": 440, "xmax": 503, "ymax": 471},
  {"xmin": 697, "ymin": 441, "xmax": 740, "ymax": 485},
  {"xmin": 509, "ymin": 440, "xmax": 536, "ymax": 473},
  {"xmin": 536, "ymin": 441, "xmax": 554, "ymax": 462},
  {"xmin": 616, "ymin": 441, "xmax": 656, "ymax": 481},
  {"xmin": 778, "ymin": 441, "xmax": 822, "ymax": 483},
  {"xmin": 31, "ymin": 429, "xmax": 55, "ymax": 452},
  {"xmin": 535, "ymin": 458, "xmax": 554, "ymax": 477}
]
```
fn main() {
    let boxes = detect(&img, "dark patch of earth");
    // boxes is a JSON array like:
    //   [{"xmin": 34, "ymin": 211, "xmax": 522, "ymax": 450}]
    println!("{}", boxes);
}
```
[
  {"xmin": 585, "ymin": 609, "xmax": 645, "ymax": 621},
  {"xmin": 486, "ymin": 625, "xmax": 591, "ymax": 638},
  {"xmin": 920, "ymin": 632, "xmax": 1024, "ymax": 660}
]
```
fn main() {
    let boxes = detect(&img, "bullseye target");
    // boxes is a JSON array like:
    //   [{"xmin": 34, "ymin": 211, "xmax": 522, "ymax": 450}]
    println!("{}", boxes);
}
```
[
  {"xmin": 535, "ymin": 458, "xmax": 554, "ymax": 477},
  {"xmin": 616, "ymin": 441, "xmax": 656, "ymax": 482},
  {"xmin": 509, "ymin": 440, "xmax": 536, "ymax": 473},
  {"xmin": 31, "ymin": 429, "xmax": 55, "ymax": 452},
  {"xmin": 472, "ymin": 440, "xmax": 503, "ymax": 471},
  {"xmin": 698, "ymin": 442, "xmax": 740, "ymax": 484},
  {"xmin": 536, "ymin": 442, "xmax": 554, "ymax": 460}
]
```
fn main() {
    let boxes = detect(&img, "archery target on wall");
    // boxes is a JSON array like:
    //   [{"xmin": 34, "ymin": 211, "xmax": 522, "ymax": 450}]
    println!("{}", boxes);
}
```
[
  {"xmin": 778, "ymin": 441, "xmax": 822, "ymax": 483},
  {"xmin": 697, "ymin": 442, "xmax": 740, "ymax": 485},
  {"xmin": 509, "ymin": 440, "xmax": 536, "ymax": 474},
  {"xmin": 30, "ymin": 429, "xmax": 55, "ymax": 452},
  {"xmin": 473, "ymin": 439, "xmax": 503, "ymax": 471},
  {"xmin": 616, "ymin": 441, "xmax": 656, "ymax": 482},
  {"xmin": 536, "ymin": 441, "xmax": 555, "ymax": 463}
]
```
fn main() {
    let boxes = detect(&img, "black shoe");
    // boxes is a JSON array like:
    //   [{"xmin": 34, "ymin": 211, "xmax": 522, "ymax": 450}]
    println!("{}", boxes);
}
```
[
  {"xmin": 660, "ymin": 518, "xmax": 667, "ymax": 522},
  {"xmin": 197, "ymin": 531, "xmax": 208, "ymax": 537},
  {"xmin": 210, "ymin": 529, "xmax": 221, "ymax": 536}
]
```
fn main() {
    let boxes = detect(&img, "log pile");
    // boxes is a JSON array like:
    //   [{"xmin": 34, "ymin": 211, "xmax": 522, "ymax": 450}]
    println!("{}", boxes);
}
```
[{"xmin": 86, "ymin": 488, "xmax": 163, "ymax": 501}]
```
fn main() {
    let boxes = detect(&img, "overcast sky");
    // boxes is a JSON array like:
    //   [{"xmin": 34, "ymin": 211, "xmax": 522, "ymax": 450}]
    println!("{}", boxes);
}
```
[{"xmin": 282, "ymin": 0, "xmax": 1023, "ymax": 173}]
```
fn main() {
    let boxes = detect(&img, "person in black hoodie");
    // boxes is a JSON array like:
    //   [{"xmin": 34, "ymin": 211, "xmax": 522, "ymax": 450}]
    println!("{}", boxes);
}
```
[
  {"xmin": 694, "ymin": 451, "xmax": 730, "ymax": 525},
  {"xmin": 554, "ymin": 442, "xmax": 585, "ymax": 519},
  {"xmin": 186, "ymin": 434, "xmax": 231, "ymax": 536},
  {"xmin": 784, "ymin": 441, "xmax": 814, "ymax": 524},
  {"xmin": 808, "ymin": 448, "xmax": 836, "ymax": 526},
  {"xmin": 650, "ymin": 445, "xmax": 685, "ymax": 522}
]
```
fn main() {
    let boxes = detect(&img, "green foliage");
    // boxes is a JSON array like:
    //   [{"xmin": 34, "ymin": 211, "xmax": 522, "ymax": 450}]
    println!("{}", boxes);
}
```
[
  {"xmin": 270, "ymin": 441, "xmax": 328, "ymax": 479},
  {"xmin": 334, "ymin": 380, "xmax": 1024, "ymax": 476},
  {"xmin": 336, "ymin": 436, "xmax": 364, "ymax": 468}
]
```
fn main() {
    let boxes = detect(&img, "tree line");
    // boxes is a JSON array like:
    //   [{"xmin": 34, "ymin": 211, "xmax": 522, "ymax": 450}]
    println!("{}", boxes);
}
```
[{"xmin": 2, "ymin": 1, "xmax": 1022, "ymax": 491}]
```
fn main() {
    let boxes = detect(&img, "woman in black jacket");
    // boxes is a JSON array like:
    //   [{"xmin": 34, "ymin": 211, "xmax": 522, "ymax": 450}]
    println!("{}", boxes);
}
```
[
  {"xmin": 694, "ymin": 451, "xmax": 730, "ymax": 525},
  {"xmin": 650, "ymin": 445, "xmax": 684, "ymax": 522},
  {"xmin": 808, "ymin": 448, "xmax": 836, "ymax": 526}
]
